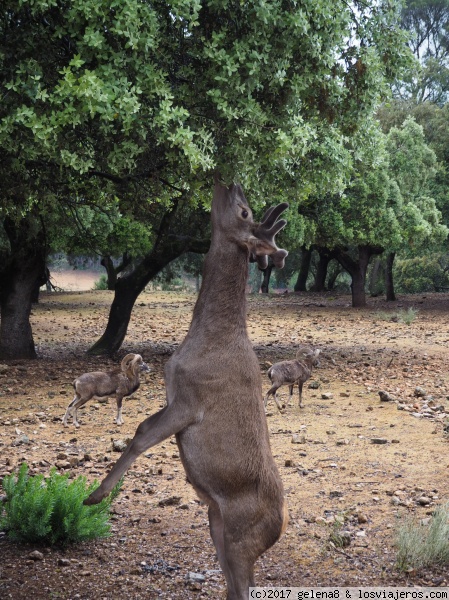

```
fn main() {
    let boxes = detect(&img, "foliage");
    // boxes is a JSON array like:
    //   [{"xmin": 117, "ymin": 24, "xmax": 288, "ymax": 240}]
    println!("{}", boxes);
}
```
[
  {"xmin": 1, "ymin": 0, "xmax": 413, "ymax": 211},
  {"xmin": 0, "ymin": 0, "xmax": 415, "ymax": 357},
  {"xmin": 94, "ymin": 274, "xmax": 108, "ymax": 290},
  {"xmin": 0, "ymin": 463, "xmax": 122, "ymax": 546},
  {"xmin": 394, "ymin": 253, "xmax": 449, "ymax": 292},
  {"xmin": 395, "ymin": 0, "xmax": 449, "ymax": 105},
  {"xmin": 396, "ymin": 503, "xmax": 449, "ymax": 570},
  {"xmin": 303, "ymin": 117, "xmax": 446, "ymax": 254}
]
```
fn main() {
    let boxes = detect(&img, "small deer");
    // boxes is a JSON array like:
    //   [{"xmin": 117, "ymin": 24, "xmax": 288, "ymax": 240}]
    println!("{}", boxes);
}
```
[
  {"xmin": 84, "ymin": 176, "xmax": 289, "ymax": 599},
  {"xmin": 265, "ymin": 347, "xmax": 320, "ymax": 412},
  {"xmin": 62, "ymin": 353, "xmax": 150, "ymax": 427}
]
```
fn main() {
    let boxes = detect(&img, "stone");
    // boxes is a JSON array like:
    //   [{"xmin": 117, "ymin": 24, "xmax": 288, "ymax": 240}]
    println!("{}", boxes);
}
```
[
  {"xmin": 29, "ymin": 550, "xmax": 44, "ymax": 561},
  {"xmin": 321, "ymin": 393, "xmax": 333, "ymax": 400},
  {"xmin": 55, "ymin": 460, "xmax": 71, "ymax": 469},
  {"xmin": 370, "ymin": 438, "xmax": 388, "ymax": 444},
  {"xmin": 112, "ymin": 439, "xmax": 129, "ymax": 452},
  {"xmin": 336, "ymin": 439, "xmax": 349, "ymax": 446},
  {"xmin": 187, "ymin": 572, "xmax": 206, "ymax": 583},
  {"xmin": 291, "ymin": 434, "xmax": 306, "ymax": 444},
  {"xmin": 329, "ymin": 490, "xmax": 343, "ymax": 498},
  {"xmin": 379, "ymin": 390, "xmax": 395, "ymax": 402},
  {"xmin": 158, "ymin": 496, "xmax": 181, "ymax": 507},
  {"xmin": 12, "ymin": 434, "xmax": 30, "ymax": 446},
  {"xmin": 357, "ymin": 513, "xmax": 368, "ymax": 524},
  {"xmin": 58, "ymin": 558, "xmax": 71, "ymax": 567},
  {"xmin": 417, "ymin": 496, "xmax": 431, "ymax": 506},
  {"xmin": 414, "ymin": 386, "xmax": 426, "ymax": 398}
]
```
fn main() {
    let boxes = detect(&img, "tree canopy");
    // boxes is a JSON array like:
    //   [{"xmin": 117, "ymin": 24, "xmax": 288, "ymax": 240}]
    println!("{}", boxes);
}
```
[{"xmin": 0, "ymin": 0, "xmax": 414, "ymax": 357}]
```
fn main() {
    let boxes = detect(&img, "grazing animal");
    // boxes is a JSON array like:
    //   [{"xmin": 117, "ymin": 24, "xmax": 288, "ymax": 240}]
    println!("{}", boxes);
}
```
[
  {"xmin": 63, "ymin": 354, "xmax": 150, "ymax": 427},
  {"xmin": 265, "ymin": 347, "xmax": 321, "ymax": 412},
  {"xmin": 84, "ymin": 177, "xmax": 289, "ymax": 599}
]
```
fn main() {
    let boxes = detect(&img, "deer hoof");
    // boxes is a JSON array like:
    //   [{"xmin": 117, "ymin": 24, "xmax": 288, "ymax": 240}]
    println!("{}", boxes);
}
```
[{"xmin": 84, "ymin": 488, "xmax": 106, "ymax": 506}]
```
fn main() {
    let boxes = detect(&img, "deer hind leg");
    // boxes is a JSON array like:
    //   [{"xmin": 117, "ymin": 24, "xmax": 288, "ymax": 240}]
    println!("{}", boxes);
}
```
[
  {"xmin": 284, "ymin": 385, "xmax": 294, "ymax": 408},
  {"xmin": 265, "ymin": 384, "xmax": 284, "ymax": 413},
  {"xmin": 216, "ymin": 499, "xmax": 285, "ymax": 600},
  {"xmin": 208, "ymin": 502, "xmax": 234, "ymax": 589},
  {"xmin": 63, "ymin": 395, "xmax": 83, "ymax": 428}
]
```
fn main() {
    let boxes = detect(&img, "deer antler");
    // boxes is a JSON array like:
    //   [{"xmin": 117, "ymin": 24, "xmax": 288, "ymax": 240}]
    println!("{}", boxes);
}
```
[{"xmin": 251, "ymin": 202, "xmax": 289, "ymax": 269}]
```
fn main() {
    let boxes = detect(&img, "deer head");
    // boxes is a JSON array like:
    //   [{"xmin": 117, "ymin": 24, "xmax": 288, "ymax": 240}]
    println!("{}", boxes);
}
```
[
  {"xmin": 212, "ymin": 177, "xmax": 288, "ymax": 269},
  {"xmin": 121, "ymin": 353, "xmax": 149, "ymax": 375},
  {"xmin": 296, "ymin": 347, "xmax": 321, "ymax": 367}
]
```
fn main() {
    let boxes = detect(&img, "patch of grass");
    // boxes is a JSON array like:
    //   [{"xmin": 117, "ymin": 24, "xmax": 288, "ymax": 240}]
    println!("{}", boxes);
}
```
[
  {"xmin": 373, "ymin": 307, "xmax": 419, "ymax": 325},
  {"xmin": 398, "ymin": 307, "xmax": 419, "ymax": 325},
  {"xmin": 0, "ymin": 463, "xmax": 122, "ymax": 546},
  {"xmin": 396, "ymin": 503, "xmax": 449, "ymax": 571}
]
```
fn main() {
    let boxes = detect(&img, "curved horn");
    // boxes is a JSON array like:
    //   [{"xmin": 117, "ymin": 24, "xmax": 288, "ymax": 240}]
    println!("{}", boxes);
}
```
[
  {"xmin": 120, "ymin": 354, "xmax": 135, "ymax": 371},
  {"xmin": 129, "ymin": 354, "xmax": 143, "ymax": 374}
]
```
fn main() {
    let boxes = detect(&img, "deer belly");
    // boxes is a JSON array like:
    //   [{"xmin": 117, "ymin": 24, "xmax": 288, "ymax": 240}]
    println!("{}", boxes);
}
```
[{"xmin": 175, "ymin": 411, "xmax": 269, "ymax": 498}]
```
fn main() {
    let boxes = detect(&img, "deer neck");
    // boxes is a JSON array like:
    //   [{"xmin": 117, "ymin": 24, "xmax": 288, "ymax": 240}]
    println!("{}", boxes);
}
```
[{"xmin": 190, "ymin": 237, "xmax": 249, "ymax": 337}]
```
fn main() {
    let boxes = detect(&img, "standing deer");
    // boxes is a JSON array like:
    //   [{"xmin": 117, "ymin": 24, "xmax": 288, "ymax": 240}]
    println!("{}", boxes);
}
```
[
  {"xmin": 63, "ymin": 353, "xmax": 150, "ymax": 427},
  {"xmin": 264, "ymin": 347, "xmax": 321, "ymax": 412},
  {"xmin": 84, "ymin": 177, "xmax": 289, "ymax": 600}
]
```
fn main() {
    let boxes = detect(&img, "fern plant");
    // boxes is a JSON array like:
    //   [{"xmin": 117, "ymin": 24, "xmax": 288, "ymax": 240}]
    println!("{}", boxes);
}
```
[{"xmin": 0, "ymin": 463, "xmax": 122, "ymax": 546}]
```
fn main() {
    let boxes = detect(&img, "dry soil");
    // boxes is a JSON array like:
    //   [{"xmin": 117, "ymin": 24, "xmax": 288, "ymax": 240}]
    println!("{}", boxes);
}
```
[{"xmin": 1, "ymin": 278, "xmax": 449, "ymax": 599}]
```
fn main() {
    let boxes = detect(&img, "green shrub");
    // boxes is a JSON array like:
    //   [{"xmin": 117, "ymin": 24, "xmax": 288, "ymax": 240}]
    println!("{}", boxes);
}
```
[
  {"xmin": 398, "ymin": 307, "xmax": 419, "ymax": 325},
  {"xmin": 93, "ymin": 274, "xmax": 108, "ymax": 290},
  {"xmin": 0, "ymin": 463, "xmax": 122, "ymax": 546},
  {"xmin": 394, "ymin": 254, "xmax": 449, "ymax": 293},
  {"xmin": 396, "ymin": 503, "xmax": 449, "ymax": 571}
]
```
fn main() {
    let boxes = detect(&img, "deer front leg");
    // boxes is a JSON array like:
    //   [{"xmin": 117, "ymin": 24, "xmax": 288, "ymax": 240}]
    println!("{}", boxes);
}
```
[
  {"xmin": 84, "ymin": 404, "xmax": 193, "ymax": 505},
  {"xmin": 284, "ymin": 385, "xmax": 294, "ymax": 408},
  {"xmin": 115, "ymin": 395, "xmax": 124, "ymax": 425}
]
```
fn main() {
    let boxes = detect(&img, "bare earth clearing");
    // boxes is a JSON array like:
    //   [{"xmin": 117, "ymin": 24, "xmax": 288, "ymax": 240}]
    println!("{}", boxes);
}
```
[{"xmin": 1, "ymin": 273, "xmax": 449, "ymax": 598}]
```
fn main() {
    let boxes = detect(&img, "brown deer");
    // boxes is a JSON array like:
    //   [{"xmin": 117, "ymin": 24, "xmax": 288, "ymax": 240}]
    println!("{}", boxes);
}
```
[
  {"xmin": 264, "ymin": 347, "xmax": 321, "ymax": 412},
  {"xmin": 62, "ymin": 354, "xmax": 149, "ymax": 427},
  {"xmin": 84, "ymin": 177, "xmax": 289, "ymax": 599}
]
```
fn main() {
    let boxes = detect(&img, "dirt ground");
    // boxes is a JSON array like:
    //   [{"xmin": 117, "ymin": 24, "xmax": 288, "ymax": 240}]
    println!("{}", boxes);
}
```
[{"xmin": 1, "ymin": 274, "xmax": 449, "ymax": 599}]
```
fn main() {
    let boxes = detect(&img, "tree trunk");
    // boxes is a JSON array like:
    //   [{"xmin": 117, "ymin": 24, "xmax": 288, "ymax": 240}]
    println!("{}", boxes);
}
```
[
  {"xmin": 88, "ymin": 237, "xmax": 210, "ymax": 356},
  {"xmin": 294, "ymin": 246, "xmax": 312, "ymax": 292},
  {"xmin": 334, "ymin": 245, "xmax": 383, "ymax": 308},
  {"xmin": 385, "ymin": 252, "xmax": 396, "ymax": 301},
  {"xmin": 0, "ymin": 218, "xmax": 48, "ymax": 359},
  {"xmin": 101, "ymin": 256, "xmax": 118, "ymax": 290},
  {"xmin": 31, "ymin": 266, "xmax": 50, "ymax": 303},
  {"xmin": 310, "ymin": 247, "xmax": 334, "ymax": 292},
  {"xmin": 260, "ymin": 263, "xmax": 273, "ymax": 293},
  {"xmin": 369, "ymin": 257, "xmax": 383, "ymax": 297}
]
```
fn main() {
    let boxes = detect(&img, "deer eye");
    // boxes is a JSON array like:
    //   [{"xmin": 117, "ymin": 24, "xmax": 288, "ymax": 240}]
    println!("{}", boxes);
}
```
[{"xmin": 241, "ymin": 209, "xmax": 248, "ymax": 219}]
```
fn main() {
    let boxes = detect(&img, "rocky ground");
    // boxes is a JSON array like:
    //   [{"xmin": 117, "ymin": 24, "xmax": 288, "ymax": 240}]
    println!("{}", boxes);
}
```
[{"xmin": 1, "ymin": 287, "xmax": 449, "ymax": 599}]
